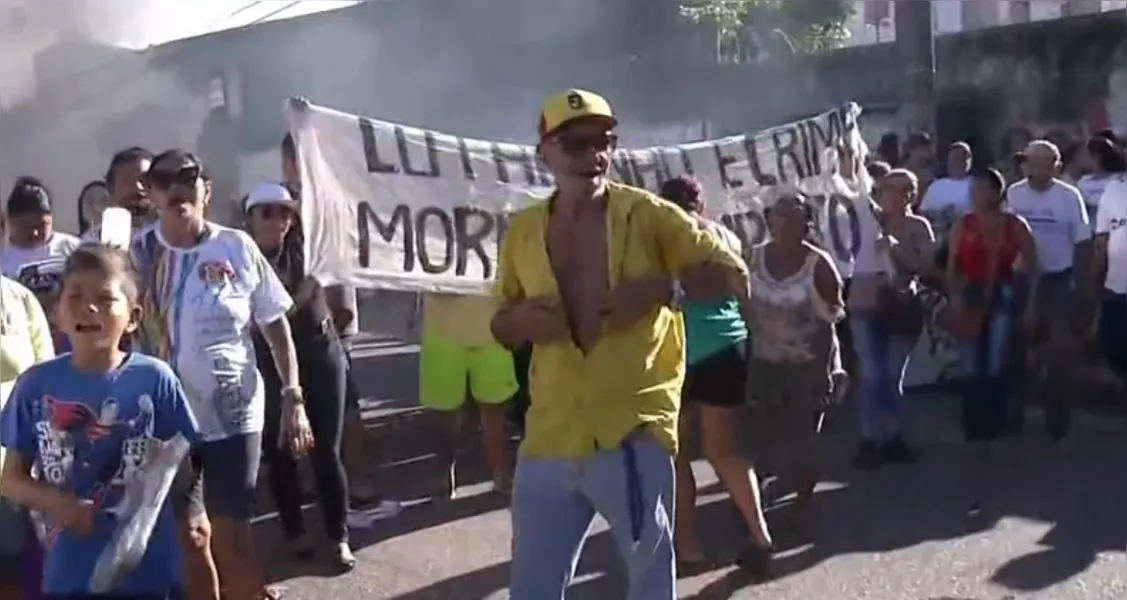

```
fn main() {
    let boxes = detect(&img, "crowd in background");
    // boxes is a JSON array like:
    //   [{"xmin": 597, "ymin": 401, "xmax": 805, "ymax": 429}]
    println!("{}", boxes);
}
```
[
  {"xmin": 0, "ymin": 139, "xmax": 389, "ymax": 599},
  {"xmin": 0, "ymin": 90, "xmax": 1126, "ymax": 600}
]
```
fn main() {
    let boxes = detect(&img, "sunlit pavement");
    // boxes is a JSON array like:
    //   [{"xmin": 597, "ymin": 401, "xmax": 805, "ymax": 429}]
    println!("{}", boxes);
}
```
[{"xmin": 260, "ymin": 293, "xmax": 1127, "ymax": 599}]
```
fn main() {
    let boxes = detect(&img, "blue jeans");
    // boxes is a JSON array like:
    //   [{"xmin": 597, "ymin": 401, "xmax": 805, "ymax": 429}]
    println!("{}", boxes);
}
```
[
  {"xmin": 850, "ymin": 313, "xmax": 916, "ymax": 443},
  {"xmin": 1014, "ymin": 270, "xmax": 1076, "ymax": 437},
  {"xmin": 509, "ymin": 434, "xmax": 675, "ymax": 600},
  {"xmin": 957, "ymin": 283, "xmax": 1014, "ymax": 441}
]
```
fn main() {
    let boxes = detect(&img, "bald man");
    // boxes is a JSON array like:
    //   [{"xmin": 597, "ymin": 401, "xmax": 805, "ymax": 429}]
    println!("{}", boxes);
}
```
[{"xmin": 1007, "ymin": 140, "xmax": 1092, "ymax": 440}]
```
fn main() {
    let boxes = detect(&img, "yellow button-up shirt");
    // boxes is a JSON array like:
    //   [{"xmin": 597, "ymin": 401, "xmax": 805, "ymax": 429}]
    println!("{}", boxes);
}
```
[{"xmin": 493, "ymin": 182, "xmax": 748, "ymax": 459}]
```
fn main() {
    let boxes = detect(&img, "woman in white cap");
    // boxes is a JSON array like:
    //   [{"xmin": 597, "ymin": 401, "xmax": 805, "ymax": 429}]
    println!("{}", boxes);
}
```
[{"xmin": 244, "ymin": 182, "xmax": 355, "ymax": 570}]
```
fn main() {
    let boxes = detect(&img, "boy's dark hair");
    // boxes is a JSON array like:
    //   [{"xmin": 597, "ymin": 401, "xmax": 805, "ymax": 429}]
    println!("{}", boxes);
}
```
[
  {"xmin": 63, "ymin": 244, "xmax": 140, "ymax": 303},
  {"xmin": 105, "ymin": 147, "xmax": 153, "ymax": 190}
]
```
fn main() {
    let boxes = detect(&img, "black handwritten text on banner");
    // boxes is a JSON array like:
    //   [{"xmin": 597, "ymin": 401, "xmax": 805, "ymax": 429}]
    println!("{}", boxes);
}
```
[{"xmin": 289, "ymin": 101, "xmax": 868, "ymax": 294}]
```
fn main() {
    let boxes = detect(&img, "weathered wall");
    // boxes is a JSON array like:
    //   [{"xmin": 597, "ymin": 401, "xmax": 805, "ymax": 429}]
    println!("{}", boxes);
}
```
[
  {"xmin": 4, "ymin": 5, "xmax": 1125, "ymax": 232},
  {"xmin": 663, "ymin": 11, "xmax": 1127, "ymax": 163}
]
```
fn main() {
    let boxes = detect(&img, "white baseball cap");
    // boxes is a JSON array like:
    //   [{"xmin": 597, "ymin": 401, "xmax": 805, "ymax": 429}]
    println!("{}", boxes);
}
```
[{"xmin": 244, "ymin": 182, "xmax": 296, "ymax": 211}]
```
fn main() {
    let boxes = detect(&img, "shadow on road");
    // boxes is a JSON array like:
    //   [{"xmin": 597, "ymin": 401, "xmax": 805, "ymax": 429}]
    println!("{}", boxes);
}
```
[
  {"xmin": 988, "ymin": 435, "xmax": 1127, "ymax": 593},
  {"xmin": 256, "ymin": 346, "xmax": 510, "ymax": 583},
  {"xmin": 252, "ymin": 336, "xmax": 1127, "ymax": 596}
]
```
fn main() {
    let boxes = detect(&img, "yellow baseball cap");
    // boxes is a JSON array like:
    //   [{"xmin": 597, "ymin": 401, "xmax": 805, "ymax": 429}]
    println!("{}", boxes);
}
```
[{"xmin": 538, "ymin": 89, "xmax": 616, "ymax": 138}]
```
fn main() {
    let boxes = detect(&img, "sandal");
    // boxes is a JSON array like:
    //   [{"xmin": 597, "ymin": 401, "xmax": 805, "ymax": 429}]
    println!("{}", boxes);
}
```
[
  {"xmin": 675, "ymin": 550, "xmax": 715, "ymax": 576},
  {"xmin": 735, "ymin": 543, "xmax": 773, "ymax": 580}
]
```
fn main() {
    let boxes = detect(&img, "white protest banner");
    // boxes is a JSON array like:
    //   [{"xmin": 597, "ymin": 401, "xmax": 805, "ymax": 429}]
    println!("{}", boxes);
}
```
[{"xmin": 287, "ymin": 100, "xmax": 870, "ymax": 294}]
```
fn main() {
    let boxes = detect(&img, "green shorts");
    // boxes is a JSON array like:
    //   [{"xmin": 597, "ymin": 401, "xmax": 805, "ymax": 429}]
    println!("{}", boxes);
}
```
[{"xmin": 419, "ymin": 331, "xmax": 518, "ymax": 410}]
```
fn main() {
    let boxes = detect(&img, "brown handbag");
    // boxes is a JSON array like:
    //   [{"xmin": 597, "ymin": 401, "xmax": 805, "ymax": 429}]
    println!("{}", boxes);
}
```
[
  {"xmin": 938, "ymin": 217, "xmax": 1005, "ymax": 339},
  {"xmin": 876, "ymin": 282, "xmax": 925, "ymax": 336},
  {"xmin": 873, "ymin": 214, "xmax": 924, "ymax": 337}
]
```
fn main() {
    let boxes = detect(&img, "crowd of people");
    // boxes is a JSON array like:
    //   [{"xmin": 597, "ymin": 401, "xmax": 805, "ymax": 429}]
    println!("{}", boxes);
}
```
[
  {"xmin": 0, "ymin": 86, "xmax": 1123, "ymax": 600},
  {"xmin": 0, "ymin": 139, "xmax": 388, "ymax": 599}
]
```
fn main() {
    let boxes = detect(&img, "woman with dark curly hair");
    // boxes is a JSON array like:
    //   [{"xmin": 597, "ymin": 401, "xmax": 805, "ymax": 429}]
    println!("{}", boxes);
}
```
[
  {"xmin": 660, "ymin": 176, "xmax": 772, "ymax": 577},
  {"xmin": 744, "ymin": 191, "xmax": 845, "ymax": 538}
]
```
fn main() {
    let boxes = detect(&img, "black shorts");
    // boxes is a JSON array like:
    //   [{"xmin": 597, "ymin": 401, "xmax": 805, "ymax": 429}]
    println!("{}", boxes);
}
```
[
  {"xmin": 173, "ymin": 433, "xmax": 262, "ymax": 521},
  {"xmin": 683, "ymin": 342, "xmax": 747, "ymax": 407}
]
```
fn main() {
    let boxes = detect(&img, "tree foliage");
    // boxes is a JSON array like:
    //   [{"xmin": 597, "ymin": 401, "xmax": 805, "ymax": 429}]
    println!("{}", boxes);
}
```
[{"xmin": 679, "ymin": 0, "xmax": 856, "ymax": 63}]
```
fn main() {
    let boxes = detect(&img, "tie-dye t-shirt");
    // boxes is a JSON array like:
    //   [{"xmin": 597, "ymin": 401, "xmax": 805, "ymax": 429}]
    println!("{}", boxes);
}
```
[{"xmin": 130, "ymin": 223, "xmax": 292, "ymax": 442}]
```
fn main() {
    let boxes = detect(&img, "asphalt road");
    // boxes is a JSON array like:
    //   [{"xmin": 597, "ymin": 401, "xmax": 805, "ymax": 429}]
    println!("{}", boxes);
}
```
[{"xmin": 256, "ymin": 291, "xmax": 1127, "ymax": 600}]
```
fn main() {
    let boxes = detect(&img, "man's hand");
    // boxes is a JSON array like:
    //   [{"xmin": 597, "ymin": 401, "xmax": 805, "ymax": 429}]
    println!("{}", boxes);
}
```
[
  {"xmin": 681, "ymin": 263, "xmax": 741, "ymax": 302},
  {"xmin": 44, "ymin": 490, "xmax": 95, "ymax": 536},
  {"xmin": 289, "ymin": 96, "xmax": 311, "ymax": 111},
  {"xmin": 500, "ymin": 298, "xmax": 570, "ymax": 344},
  {"xmin": 601, "ymin": 277, "xmax": 671, "ymax": 331}
]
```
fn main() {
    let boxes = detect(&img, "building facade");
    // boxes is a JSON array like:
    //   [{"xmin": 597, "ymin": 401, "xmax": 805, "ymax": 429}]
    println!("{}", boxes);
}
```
[{"xmin": 844, "ymin": 0, "xmax": 1127, "ymax": 46}]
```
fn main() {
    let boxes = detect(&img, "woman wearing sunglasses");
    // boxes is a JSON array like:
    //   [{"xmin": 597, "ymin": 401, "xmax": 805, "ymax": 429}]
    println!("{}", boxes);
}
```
[
  {"xmin": 243, "ymin": 182, "xmax": 355, "ymax": 570},
  {"xmin": 131, "ymin": 150, "xmax": 312, "ymax": 600},
  {"xmin": 848, "ymin": 169, "xmax": 935, "ymax": 470},
  {"xmin": 744, "ymin": 191, "xmax": 845, "ymax": 538}
]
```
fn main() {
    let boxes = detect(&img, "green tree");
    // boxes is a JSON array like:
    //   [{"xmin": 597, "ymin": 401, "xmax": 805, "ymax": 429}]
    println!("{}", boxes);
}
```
[{"xmin": 679, "ymin": 0, "xmax": 856, "ymax": 63}]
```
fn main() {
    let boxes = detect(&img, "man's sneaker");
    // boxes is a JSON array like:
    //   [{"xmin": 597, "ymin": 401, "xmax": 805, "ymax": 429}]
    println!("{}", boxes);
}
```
[{"xmin": 851, "ymin": 441, "xmax": 883, "ymax": 470}]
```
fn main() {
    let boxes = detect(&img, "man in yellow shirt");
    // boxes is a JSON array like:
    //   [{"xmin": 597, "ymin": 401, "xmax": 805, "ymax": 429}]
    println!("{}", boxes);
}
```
[
  {"xmin": 491, "ymin": 89, "xmax": 748, "ymax": 599},
  {"xmin": 420, "ymin": 292, "xmax": 516, "ymax": 498}
]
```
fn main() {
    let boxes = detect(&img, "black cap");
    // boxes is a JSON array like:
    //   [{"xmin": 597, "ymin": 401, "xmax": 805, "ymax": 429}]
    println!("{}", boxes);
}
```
[
  {"xmin": 150, "ymin": 148, "xmax": 210, "ymax": 180},
  {"xmin": 6, "ymin": 177, "xmax": 52, "ymax": 216}
]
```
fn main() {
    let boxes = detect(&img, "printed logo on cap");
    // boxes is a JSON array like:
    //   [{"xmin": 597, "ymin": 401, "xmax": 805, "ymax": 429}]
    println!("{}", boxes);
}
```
[{"xmin": 567, "ymin": 92, "xmax": 584, "ymax": 110}]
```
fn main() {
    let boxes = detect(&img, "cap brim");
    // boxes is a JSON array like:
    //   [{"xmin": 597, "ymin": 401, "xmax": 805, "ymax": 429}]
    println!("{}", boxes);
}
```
[
  {"xmin": 246, "ymin": 199, "xmax": 296, "ymax": 212},
  {"xmin": 543, "ymin": 114, "xmax": 616, "ymax": 138}
]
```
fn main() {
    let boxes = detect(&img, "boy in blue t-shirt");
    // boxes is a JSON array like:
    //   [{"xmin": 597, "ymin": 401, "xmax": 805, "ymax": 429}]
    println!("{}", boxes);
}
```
[{"xmin": 0, "ymin": 244, "xmax": 199, "ymax": 599}]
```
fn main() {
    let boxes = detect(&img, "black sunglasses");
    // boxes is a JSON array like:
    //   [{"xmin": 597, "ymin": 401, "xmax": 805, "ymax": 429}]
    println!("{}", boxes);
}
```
[
  {"xmin": 554, "ymin": 133, "xmax": 617, "ymax": 156},
  {"xmin": 146, "ymin": 165, "xmax": 201, "ymax": 190}
]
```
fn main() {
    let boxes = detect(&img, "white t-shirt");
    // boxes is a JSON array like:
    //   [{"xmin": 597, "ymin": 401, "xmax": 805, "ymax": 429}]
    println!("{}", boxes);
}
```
[
  {"xmin": 1095, "ymin": 175, "xmax": 1127, "ymax": 293},
  {"xmin": 1006, "ymin": 178, "xmax": 1090, "ymax": 273},
  {"xmin": 131, "ymin": 224, "xmax": 293, "ymax": 442},
  {"xmin": 0, "ymin": 232, "xmax": 81, "ymax": 279},
  {"xmin": 1076, "ymin": 173, "xmax": 1116, "ymax": 229},
  {"xmin": 920, "ymin": 176, "xmax": 972, "ymax": 214}
]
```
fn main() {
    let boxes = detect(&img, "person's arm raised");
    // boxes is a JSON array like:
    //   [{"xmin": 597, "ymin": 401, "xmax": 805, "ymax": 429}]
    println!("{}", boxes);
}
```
[{"xmin": 648, "ymin": 200, "xmax": 749, "ymax": 303}]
